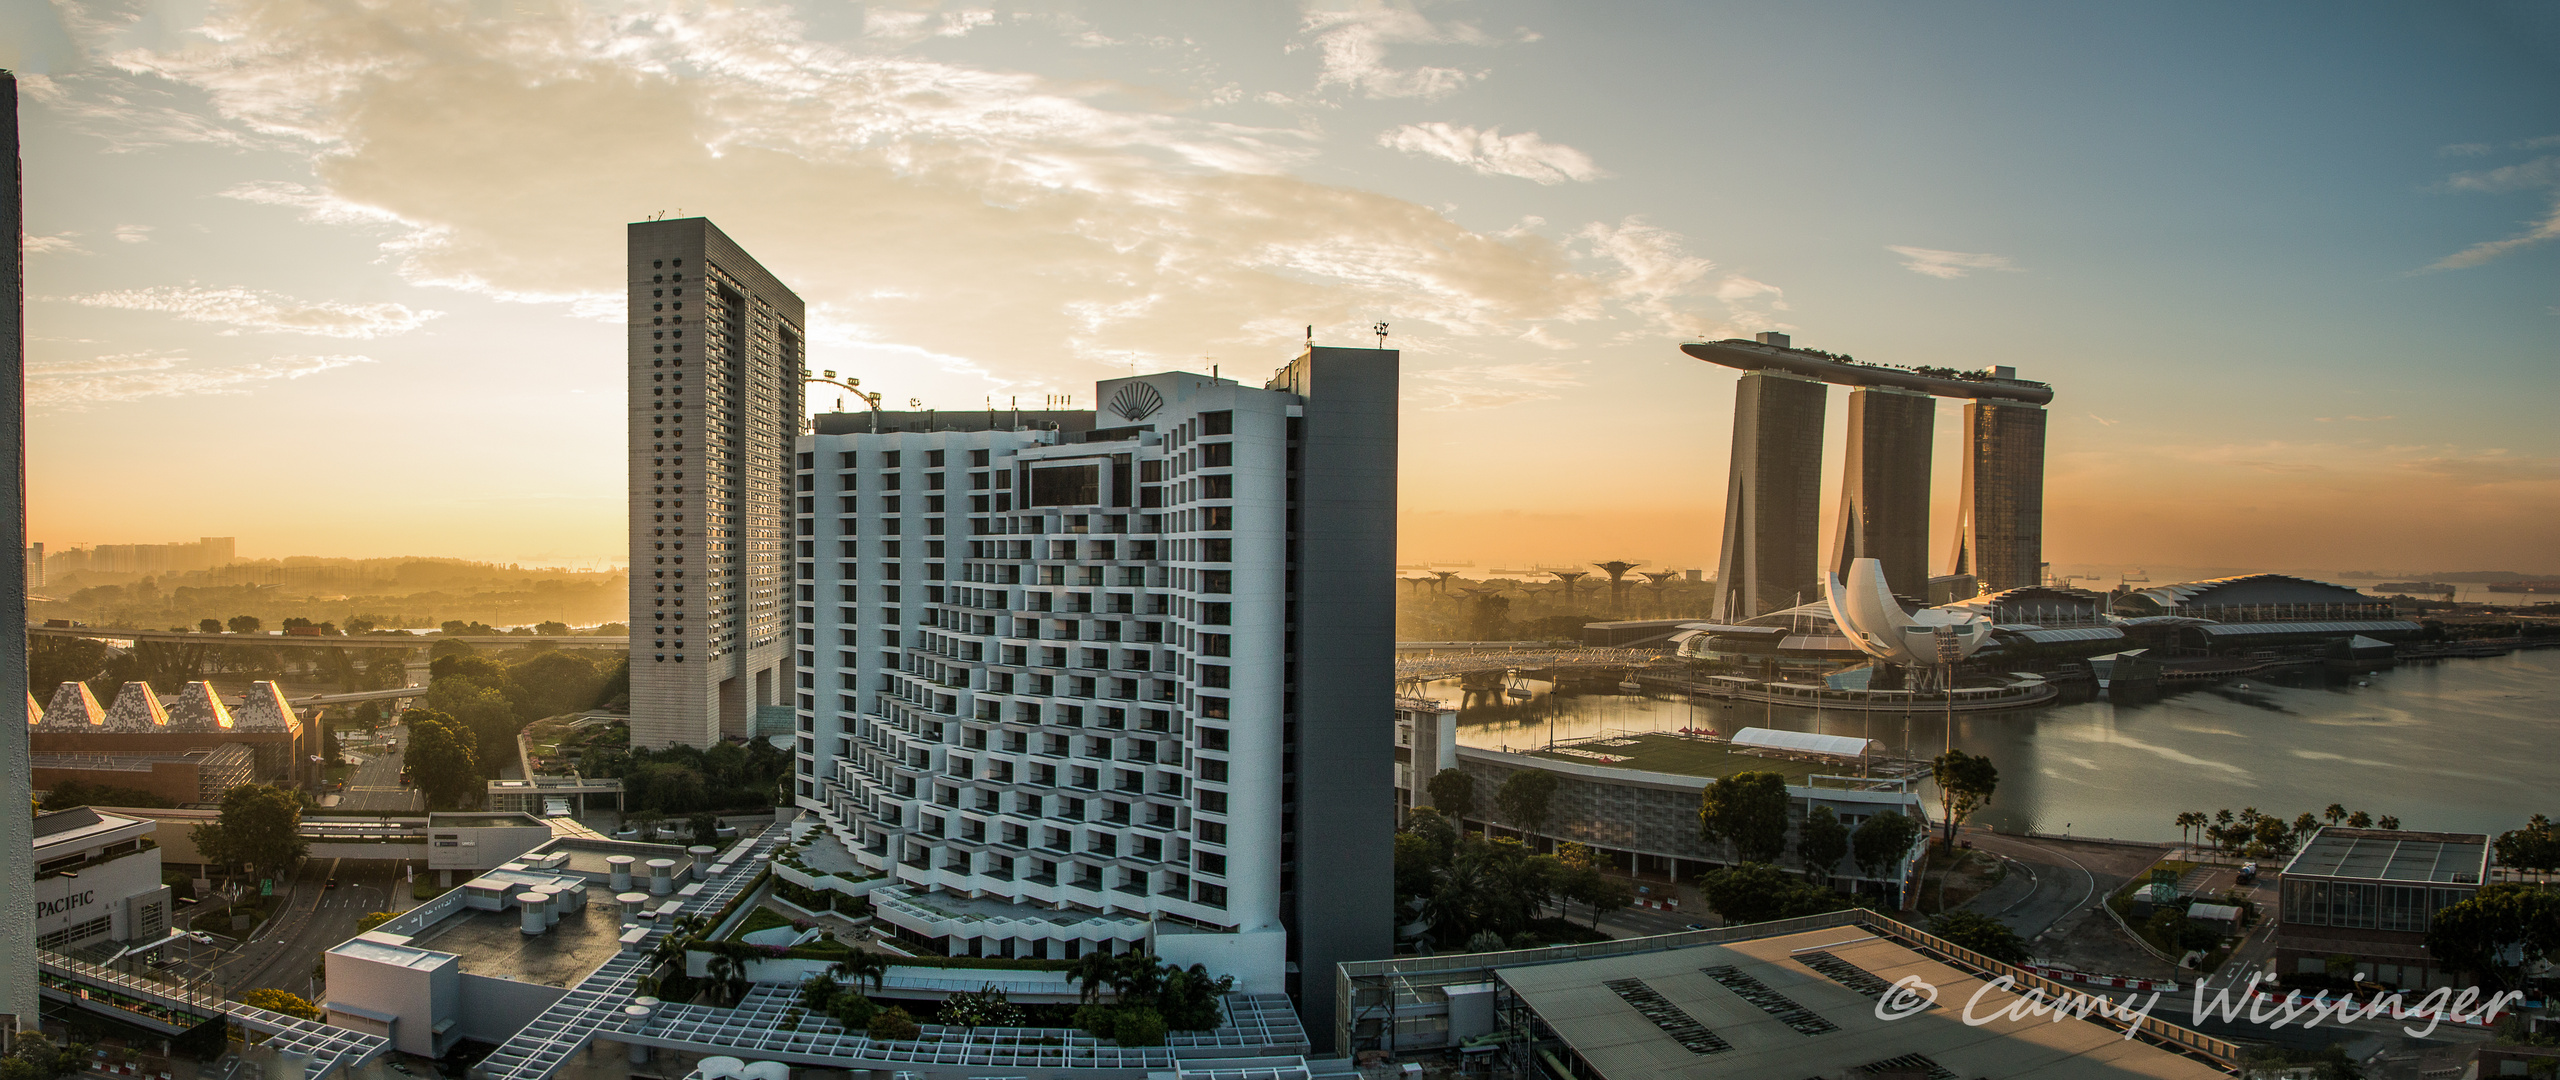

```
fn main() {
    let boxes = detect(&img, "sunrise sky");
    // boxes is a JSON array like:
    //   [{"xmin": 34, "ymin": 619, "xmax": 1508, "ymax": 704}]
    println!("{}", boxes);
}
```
[{"xmin": 7, "ymin": 1, "xmax": 2555, "ymax": 574}]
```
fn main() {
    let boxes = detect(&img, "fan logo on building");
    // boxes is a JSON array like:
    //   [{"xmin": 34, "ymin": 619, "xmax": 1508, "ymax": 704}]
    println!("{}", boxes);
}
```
[
  {"xmin": 1108, "ymin": 382, "xmax": 1165, "ymax": 422},
  {"xmin": 38, "ymin": 891, "xmax": 97, "ymax": 918}
]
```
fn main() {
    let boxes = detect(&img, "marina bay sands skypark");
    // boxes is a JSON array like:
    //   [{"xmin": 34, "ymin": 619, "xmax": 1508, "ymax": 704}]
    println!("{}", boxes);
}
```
[{"xmin": 1686, "ymin": 333, "xmax": 2053, "ymax": 620}]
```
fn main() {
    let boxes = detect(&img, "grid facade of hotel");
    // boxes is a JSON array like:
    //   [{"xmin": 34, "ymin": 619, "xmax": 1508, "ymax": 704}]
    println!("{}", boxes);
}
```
[
  {"xmin": 791, "ymin": 356, "xmax": 1396, "ymax": 1041},
  {"xmin": 627, "ymin": 218, "xmax": 804, "ymax": 749}
]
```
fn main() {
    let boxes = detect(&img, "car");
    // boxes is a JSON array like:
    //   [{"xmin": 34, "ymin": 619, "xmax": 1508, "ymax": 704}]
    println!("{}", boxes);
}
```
[
  {"xmin": 326, "ymin": 879, "xmax": 340, "ymax": 889},
  {"xmin": 2236, "ymin": 862, "xmax": 2260, "ymax": 884},
  {"xmin": 1685, "ymin": 923, "xmax": 1708, "ymax": 931}
]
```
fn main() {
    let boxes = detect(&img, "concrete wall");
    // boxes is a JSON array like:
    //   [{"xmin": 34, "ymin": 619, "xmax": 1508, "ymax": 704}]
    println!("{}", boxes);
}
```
[
  {"xmin": 1152, "ymin": 924, "xmax": 1286, "ymax": 994},
  {"xmin": 455, "ymin": 972, "xmax": 567, "ymax": 1044},
  {"xmin": 324, "ymin": 945, "xmax": 460, "ymax": 1057},
  {"xmin": 1267, "ymin": 346, "xmax": 1399, "ymax": 1049}
]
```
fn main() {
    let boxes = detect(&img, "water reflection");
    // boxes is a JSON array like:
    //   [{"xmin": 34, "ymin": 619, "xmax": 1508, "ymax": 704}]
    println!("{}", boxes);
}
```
[{"xmin": 1435, "ymin": 649, "xmax": 2558, "ymax": 842}]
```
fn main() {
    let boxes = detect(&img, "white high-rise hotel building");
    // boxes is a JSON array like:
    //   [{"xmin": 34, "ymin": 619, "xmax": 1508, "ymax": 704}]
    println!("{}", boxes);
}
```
[
  {"xmin": 627, "ymin": 219, "xmax": 805, "ymax": 748},
  {"xmin": 793, "ymin": 356, "xmax": 1396, "ymax": 1044}
]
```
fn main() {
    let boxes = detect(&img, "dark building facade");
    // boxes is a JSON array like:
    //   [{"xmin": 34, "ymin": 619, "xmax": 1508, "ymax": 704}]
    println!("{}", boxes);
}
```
[
  {"xmin": 1832, "ymin": 385, "xmax": 1935, "ymax": 598},
  {"xmin": 627, "ymin": 218, "xmax": 806, "ymax": 748},
  {"xmin": 1950, "ymin": 398, "xmax": 2047, "ymax": 594},
  {"xmin": 1714, "ymin": 370, "xmax": 1827, "ymax": 620}
]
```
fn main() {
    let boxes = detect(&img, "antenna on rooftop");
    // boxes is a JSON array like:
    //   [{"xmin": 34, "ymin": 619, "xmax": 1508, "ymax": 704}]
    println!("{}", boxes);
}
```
[{"xmin": 1373, "ymin": 322, "xmax": 1389, "ymax": 349}]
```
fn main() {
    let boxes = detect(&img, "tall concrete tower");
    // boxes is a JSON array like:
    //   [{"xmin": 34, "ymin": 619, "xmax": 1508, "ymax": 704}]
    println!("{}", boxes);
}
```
[
  {"xmin": 1950, "ymin": 397, "xmax": 2047, "ymax": 593},
  {"xmin": 1712, "ymin": 366, "xmax": 1827, "ymax": 620},
  {"xmin": 628, "ymin": 218, "xmax": 805, "ymax": 748},
  {"xmin": 1, "ymin": 67, "xmax": 36, "ymax": 1026},
  {"xmin": 1832, "ymin": 386, "xmax": 1934, "ymax": 598}
]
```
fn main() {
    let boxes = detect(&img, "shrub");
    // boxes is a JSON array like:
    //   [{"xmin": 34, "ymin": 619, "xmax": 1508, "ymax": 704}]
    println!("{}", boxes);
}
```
[{"xmin": 865, "ymin": 1006, "xmax": 920, "ymax": 1042}]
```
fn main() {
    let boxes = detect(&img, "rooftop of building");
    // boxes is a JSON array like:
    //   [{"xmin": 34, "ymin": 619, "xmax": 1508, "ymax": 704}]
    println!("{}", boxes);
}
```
[
  {"xmin": 525, "ymin": 836, "xmax": 698, "ymax": 877},
  {"xmin": 1497, "ymin": 925, "xmax": 2227, "ymax": 1080},
  {"xmin": 2121, "ymin": 573, "xmax": 2375, "ymax": 611},
  {"xmin": 399, "ymin": 900, "xmax": 630, "ymax": 987},
  {"xmin": 1681, "ymin": 338, "xmax": 2055, "ymax": 404},
  {"xmin": 32, "ymin": 743, "xmax": 256, "ymax": 771},
  {"xmin": 427, "ymin": 812, "xmax": 548, "ymax": 828},
  {"xmin": 1501, "ymin": 732, "xmax": 1914, "ymax": 786},
  {"xmin": 2280, "ymin": 827, "xmax": 2490, "ymax": 885},
  {"xmin": 33, "ymin": 805, "xmax": 153, "ymax": 850}
]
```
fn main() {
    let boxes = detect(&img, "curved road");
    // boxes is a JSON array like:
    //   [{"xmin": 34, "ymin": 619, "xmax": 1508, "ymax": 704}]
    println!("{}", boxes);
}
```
[{"xmin": 1960, "ymin": 830, "xmax": 2105, "ymax": 943}]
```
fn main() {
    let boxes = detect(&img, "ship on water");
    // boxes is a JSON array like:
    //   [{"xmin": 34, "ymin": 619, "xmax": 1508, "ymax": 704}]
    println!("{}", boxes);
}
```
[
  {"xmin": 2488, "ymin": 580, "xmax": 2560, "ymax": 594},
  {"xmin": 2373, "ymin": 581, "xmax": 2457, "ymax": 594}
]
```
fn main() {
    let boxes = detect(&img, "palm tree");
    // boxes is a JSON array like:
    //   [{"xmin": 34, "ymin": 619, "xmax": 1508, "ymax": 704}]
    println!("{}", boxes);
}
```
[
  {"xmin": 2292, "ymin": 813, "xmax": 2319, "ymax": 845},
  {"xmin": 704, "ymin": 951, "xmax": 748, "ymax": 1007},
  {"xmin": 2324, "ymin": 804, "xmax": 2347, "ymax": 826},
  {"xmin": 2347, "ymin": 811, "xmax": 2373, "ymax": 828},
  {"xmin": 1069, "ymin": 950, "xmax": 1121, "ymax": 1004},
  {"xmin": 2377, "ymin": 815, "xmax": 2400, "ymax": 830},
  {"xmin": 829, "ymin": 952, "xmax": 891, "ymax": 995},
  {"xmin": 2175, "ymin": 812, "xmax": 2207, "ymax": 851}
]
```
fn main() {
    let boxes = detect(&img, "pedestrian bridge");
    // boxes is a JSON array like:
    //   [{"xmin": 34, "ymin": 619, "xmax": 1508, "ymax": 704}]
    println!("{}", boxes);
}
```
[
  {"xmin": 1393, "ymin": 647, "xmax": 1667, "ymax": 682},
  {"xmin": 38, "ymin": 950, "xmax": 388, "ymax": 1077}
]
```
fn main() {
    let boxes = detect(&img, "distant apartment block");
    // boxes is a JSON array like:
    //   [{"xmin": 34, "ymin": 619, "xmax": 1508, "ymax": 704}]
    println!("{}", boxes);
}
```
[
  {"xmin": 627, "ymin": 217, "xmax": 805, "ymax": 749},
  {"xmin": 24, "ymin": 542, "xmax": 40, "ymax": 588},
  {"xmin": 44, "ymin": 536, "xmax": 236, "ymax": 577},
  {"xmin": 793, "ymin": 351, "xmax": 1396, "ymax": 1046}
]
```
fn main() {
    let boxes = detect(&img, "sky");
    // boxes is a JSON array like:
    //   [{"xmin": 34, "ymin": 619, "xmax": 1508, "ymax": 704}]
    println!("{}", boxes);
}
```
[{"xmin": 7, "ymin": 0, "xmax": 2556, "ymax": 575}]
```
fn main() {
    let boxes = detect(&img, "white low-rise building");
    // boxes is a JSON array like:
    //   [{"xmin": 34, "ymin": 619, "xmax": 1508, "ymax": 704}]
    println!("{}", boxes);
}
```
[{"xmin": 32, "ymin": 807, "xmax": 173, "ymax": 952}]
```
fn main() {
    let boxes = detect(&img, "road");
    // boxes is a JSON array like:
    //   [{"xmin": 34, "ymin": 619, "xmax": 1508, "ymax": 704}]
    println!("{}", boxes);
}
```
[
  {"xmin": 340, "ymin": 724, "xmax": 423, "ymax": 812},
  {"xmin": 1964, "ymin": 831, "xmax": 2110, "ymax": 942},
  {"xmin": 217, "ymin": 856, "xmax": 409, "ymax": 998}
]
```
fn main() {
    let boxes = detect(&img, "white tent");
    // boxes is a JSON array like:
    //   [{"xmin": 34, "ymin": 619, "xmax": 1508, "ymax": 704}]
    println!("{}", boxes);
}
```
[{"xmin": 1730, "ymin": 727, "xmax": 1880, "ymax": 760}]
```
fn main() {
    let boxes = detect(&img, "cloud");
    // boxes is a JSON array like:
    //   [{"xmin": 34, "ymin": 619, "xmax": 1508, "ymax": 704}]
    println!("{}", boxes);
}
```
[
  {"xmin": 29, "ymin": 351, "xmax": 373, "ymax": 409},
  {"xmin": 1886, "ymin": 245, "xmax": 2021, "ymax": 279},
  {"xmin": 2437, "ymin": 156, "xmax": 2560, "ymax": 194},
  {"xmin": 1379, "ymin": 123, "xmax": 1602, "ymax": 184},
  {"xmin": 57, "ymin": 286, "xmax": 443, "ymax": 339},
  {"xmin": 1300, "ymin": 1, "xmax": 1492, "ymax": 100},
  {"xmin": 1413, "ymin": 361, "xmax": 1583, "ymax": 410},
  {"xmin": 113, "ymin": 224, "xmax": 153, "ymax": 243},
  {"xmin": 2424, "ymin": 145, "xmax": 2560, "ymax": 271},
  {"xmin": 2427, "ymin": 192, "xmax": 2560, "ymax": 271},
  {"xmin": 60, "ymin": 0, "xmax": 1769, "ymax": 391},
  {"xmin": 2439, "ymin": 142, "xmax": 2495, "ymax": 157},
  {"xmin": 22, "ymin": 231, "xmax": 88, "ymax": 255},
  {"xmin": 2088, "ymin": 413, "xmax": 2119, "ymax": 426},
  {"xmin": 864, "ymin": 8, "xmax": 996, "ymax": 46}
]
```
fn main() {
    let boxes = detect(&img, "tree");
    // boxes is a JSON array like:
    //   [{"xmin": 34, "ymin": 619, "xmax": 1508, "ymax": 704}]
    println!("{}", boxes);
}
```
[
  {"xmin": 1426, "ymin": 769, "xmax": 1478, "ymax": 823},
  {"xmin": 242, "ymin": 988, "xmax": 321, "ymax": 1021},
  {"xmin": 228, "ymin": 615, "xmax": 262, "ymax": 635},
  {"xmin": 1494, "ymin": 769, "xmax": 1560, "ymax": 840},
  {"xmin": 1697, "ymin": 863, "xmax": 1851, "ymax": 925},
  {"xmin": 1698, "ymin": 771, "xmax": 1791, "ymax": 864},
  {"xmin": 1930, "ymin": 751, "xmax": 1999, "ymax": 850},
  {"xmin": 2174, "ymin": 811, "xmax": 2206, "ymax": 851},
  {"xmin": 1928, "ymin": 911, "xmax": 2030, "ymax": 964},
  {"xmin": 691, "ymin": 812, "xmax": 722, "ymax": 844},
  {"xmin": 2377, "ymin": 816, "xmax": 2400, "ymax": 831},
  {"xmin": 1853, "ymin": 811, "xmax": 1922, "ymax": 882},
  {"xmin": 866, "ymin": 1006, "xmax": 922, "ymax": 1042},
  {"xmin": 2292, "ymin": 813, "xmax": 2321, "ymax": 846},
  {"xmin": 2425, "ymin": 883, "xmax": 2560, "ymax": 990},
  {"xmin": 2346, "ymin": 811, "xmax": 2372, "ymax": 828},
  {"xmin": 356, "ymin": 912, "xmax": 398, "ymax": 932},
  {"xmin": 198, "ymin": 618, "xmax": 223, "ymax": 634},
  {"xmin": 0, "ymin": 1032, "xmax": 89, "ymax": 1080},
  {"xmin": 2494, "ymin": 815, "xmax": 2560, "ymax": 879},
  {"xmin": 39, "ymin": 779, "xmax": 173, "ymax": 811},
  {"xmin": 403, "ymin": 709, "xmax": 482, "ymax": 809},
  {"xmin": 192, "ymin": 784, "xmax": 308, "ymax": 880},
  {"xmin": 2323, "ymin": 803, "xmax": 2347, "ymax": 826},
  {"xmin": 830, "ymin": 952, "xmax": 892, "ymax": 994},
  {"xmin": 1797, "ymin": 805, "xmax": 1851, "ymax": 883}
]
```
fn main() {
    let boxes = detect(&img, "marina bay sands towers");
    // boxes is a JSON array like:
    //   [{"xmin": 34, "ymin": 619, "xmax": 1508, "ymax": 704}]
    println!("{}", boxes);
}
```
[{"xmin": 1685, "ymin": 333, "xmax": 2053, "ymax": 619}]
